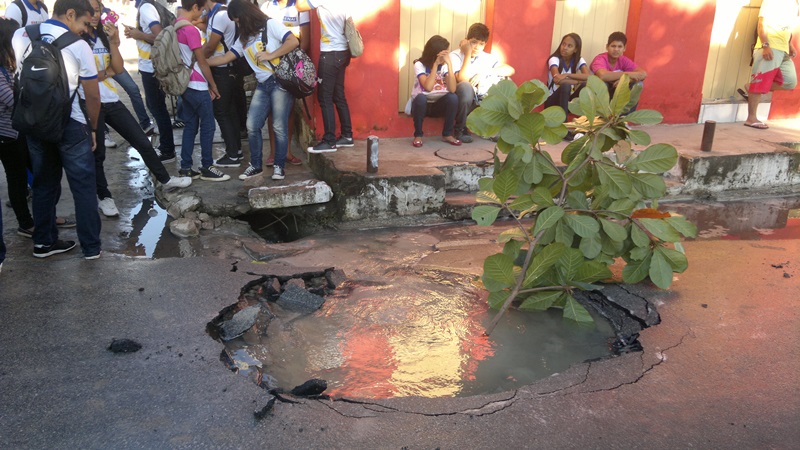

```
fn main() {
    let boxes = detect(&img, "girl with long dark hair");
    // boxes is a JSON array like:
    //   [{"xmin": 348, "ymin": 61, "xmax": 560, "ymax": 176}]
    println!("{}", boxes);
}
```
[
  {"xmin": 544, "ymin": 33, "xmax": 590, "ymax": 139},
  {"xmin": 407, "ymin": 35, "xmax": 459, "ymax": 147},
  {"xmin": 208, "ymin": 0, "xmax": 299, "ymax": 180}
]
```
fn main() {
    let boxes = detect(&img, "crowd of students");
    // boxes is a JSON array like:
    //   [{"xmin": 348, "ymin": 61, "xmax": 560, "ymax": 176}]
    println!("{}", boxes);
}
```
[
  {"xmin": 410, "ymin": 25, "xmax": 647, "ymax": 146},
  {"xmin": 0, "ymin": 0, "xmax": 354, "ymax": 268}
]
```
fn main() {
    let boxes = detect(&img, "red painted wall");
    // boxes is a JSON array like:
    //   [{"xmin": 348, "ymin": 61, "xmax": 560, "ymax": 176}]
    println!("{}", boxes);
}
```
[{"xmin": 625, "ymin": 0, "xmax": 716, "ymax": 124}]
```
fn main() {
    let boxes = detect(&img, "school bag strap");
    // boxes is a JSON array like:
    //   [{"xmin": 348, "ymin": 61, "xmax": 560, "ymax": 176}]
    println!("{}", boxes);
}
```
[{"xmin": 13, "ymin": 0, "xmax": 48, "ymax": 28}]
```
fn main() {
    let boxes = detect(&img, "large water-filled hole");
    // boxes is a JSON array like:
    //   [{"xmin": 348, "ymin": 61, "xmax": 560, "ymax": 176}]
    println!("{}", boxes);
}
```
[{"xmin": 209, "ymin": 269, "xmax": 619, "ymax": 399}]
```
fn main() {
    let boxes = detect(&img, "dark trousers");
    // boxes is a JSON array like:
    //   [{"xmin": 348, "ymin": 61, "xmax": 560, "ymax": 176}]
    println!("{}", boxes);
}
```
[
  {"xmin": 317, "ymin": 50, "xmax": 352, "ymax": 145},
  {"xmin": 94, "ymin": 101, "xmax": 172, "ymax": 199},
  {"xmin": 411, "ymin": 93, "xmax": 458, "ymax": 137},
  {"xmin": 233, "ymin": 69, "xmax": 248, "ymax": 132},
  {"xmin": 211, "ymin": 66, "xmax": 242, "ymax": 157},
  {"xmin": 544, "ymin": 84, "xmax": 582, "ymax": 117},
  {"xmin": 0, "ymin": 135, "xmax": 34, "ymax": 229},
  {"xmin": 27, "ymin": 119, "xmax": 101, "ymax": 256},
  {"xmin": 140, "ymin": 70, "xmax": 175, "ymax": 154},
  {"xmin": 454, "ymin": 81, "xmax": 477, "ymax": 136}
]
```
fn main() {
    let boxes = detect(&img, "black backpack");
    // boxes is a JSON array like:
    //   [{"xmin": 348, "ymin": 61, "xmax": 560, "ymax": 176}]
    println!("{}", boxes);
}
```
[
  {"xmin": 12, "ymin": 0, "xmax": 48, "ymax": 28},
  {"xmin": 12, "ymin": 25, "xmax": 80, "ymax": 143},
  {"xmin": 261, "ymin": 21, "xmax": 317, "ymax": 99}
]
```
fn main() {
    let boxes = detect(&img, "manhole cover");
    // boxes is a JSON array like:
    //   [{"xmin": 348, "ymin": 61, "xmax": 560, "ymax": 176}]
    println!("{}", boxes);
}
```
[{"xmin": 434, "ymin": 147, "xmax": 494, "ymax": 163}]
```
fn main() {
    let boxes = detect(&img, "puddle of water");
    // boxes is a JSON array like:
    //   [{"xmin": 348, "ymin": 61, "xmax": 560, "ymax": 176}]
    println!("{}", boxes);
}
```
[
  {"xmin": 120, "ymin": 198, "xmax": 193, "ymax": 258},
  {"xmin": 221, "ymin": 273, "xmax": 614, "ymax": 399},
  {"xmin": 663, "ymin": 197, "xmax": 800, "ymax": 241}
]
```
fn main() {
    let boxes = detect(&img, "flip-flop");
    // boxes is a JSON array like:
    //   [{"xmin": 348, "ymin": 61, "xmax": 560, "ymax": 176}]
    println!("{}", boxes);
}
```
[
  {"xmin": 737, "ymin": 88, "xmax": 749, "ymax": 100},
  {"xmin": 443, "ymin": 138, "xmax": 462, "ymax": 146},
  {"xmin": 287, "ymin": 155, "xmax": 303, "ymax": 165},
  {"xmin": 743, "ymin": 121, "xmax": 769, "ymax": 130},
  {"xmin": 412, "ymin": 139, "xmax": 423, "ymax": 148}
]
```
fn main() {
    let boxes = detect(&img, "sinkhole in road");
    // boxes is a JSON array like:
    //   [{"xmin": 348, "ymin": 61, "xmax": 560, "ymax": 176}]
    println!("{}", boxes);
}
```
[{"xmin": 207, "ymin": 269, "xmax": 629, "ymax": 399}]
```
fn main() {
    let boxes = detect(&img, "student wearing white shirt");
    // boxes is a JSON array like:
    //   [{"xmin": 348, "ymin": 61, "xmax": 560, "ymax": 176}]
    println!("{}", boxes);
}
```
[
  {"xmin": 296, "ymin": 0, "xmax": 353, "ymax": 153},
  {"xmin": 4, "ymin": 0, "xmax": 50, "ymax": 27},
  {"xmin": 12, "ymin": 0, "xmax": 103, "ymax": 259}
]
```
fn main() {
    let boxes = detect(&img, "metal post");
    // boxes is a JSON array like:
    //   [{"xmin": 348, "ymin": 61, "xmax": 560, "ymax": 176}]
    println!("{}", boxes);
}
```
[
  {"xmin": 367, "ymin": 136, "xmax": 379, "ymax": 173},
  {"xmin": 701, "ymin": 120, "xmax": 716, "ymax": 152}
]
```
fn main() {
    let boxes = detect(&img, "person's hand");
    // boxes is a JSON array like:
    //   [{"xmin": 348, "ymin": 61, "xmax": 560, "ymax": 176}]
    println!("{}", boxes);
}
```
[
  {"xmin": 459, "ymin": 38, "xmax": 472, "ymax": 55},
  {"xmin": 105, "ymin": 23, "xmax": 120, "ymax": 46},
  {"xmin": 435, "ymin": 50, "xmax": 448, "ymax": 65},
  {"xmin": 553, "ymin": 73, "xmax": 568, "ymax": 84},
  {"xmin": 256, "ymin": 51, "xmax": 273, "ymax": 64},
  {"xmin": 122, "ymin": 24, "xmax": 136, "ymax": 39},
  {"xmin": 763, "ymin": 46, "xmax": 774, "ymax": 61},
  {"xmin": 790, "ymin": 46, "xmax": 797, "ymax": 59},
  {"xmin": 91, "ymin": 131, "xmax": 97, "ymax": 152},
  {"xmin": 209, "ymin": 85, "xmax": 220, "ymax": 101}
]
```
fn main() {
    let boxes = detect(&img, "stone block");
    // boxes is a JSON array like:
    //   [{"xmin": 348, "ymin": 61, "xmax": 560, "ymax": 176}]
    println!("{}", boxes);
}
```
[
  {"xmin": 276, "ymin": 284, "xmax": 325, "ymax": 314},
  {"xmin": 170, "ymin": 218, "xmax": 200, "ymax": 238},
  {"xmin": 249, "ymin": 180, "xmax": 333, "ymax": 210}
]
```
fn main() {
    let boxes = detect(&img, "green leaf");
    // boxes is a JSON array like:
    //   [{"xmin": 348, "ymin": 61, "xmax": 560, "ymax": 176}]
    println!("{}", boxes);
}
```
[
  {"xmin": 531, "ymin": 187, "xmax": 555, "ymax": 208},
  {"xmin": 649, "ymin": 249, "xmax": 673, "ymax": 289},
  {"xmin": 596, "ymin": 162, "xmax": 632, "ymax": 199},
  {"xmin": 499, "ymin": 123, "xmax": 524, "ymax": 145},
  {"xmin": 628, "ymin": 82, "xmax": 643, "ymax": 113},
  {"xmin": 579, "ymin": 233, "xmax": 602, "ymax": 259},
  {"xmin": 523, "ymin": 243, "xmax": 566, "ymax": 287},
  {"xmin": 572, "ymin": 281, "xmax": 604, "ymax": 291},
  {"xmin": 542, "ymin": 105, "xmax": 567, "ymax": 127},
  {"xmin": 498, "ymin": 227, "xmax": 528, "ymax": 243},
  {"xmin": 610, "ymin": 75, "xmax": 631, "ymax": 116},
  {"xmin": 517, "ymin": 112, "xmax": 545, "ymax": 144},
  {"xmin": 487, "ymin": 79, "xmax": 523, "ymax": 120},
  {"xmin": 483, "ymin": 253, "xmax": 516, "ymax": 287},
  {"xmin": 493, "ymin": 169, "xmax": 518, "ymax": 202},
  {"xmin": 665, "ymin": 216, "xmax": 698, "ymax": 238},
  {"xmin": 523, "ymin": 159, "xmax": 543, "ymax": 184},
  {"xmin": 476, "ymin": 190, "xmax": 502, "ymax": 204},
  {"xmin": 586, "ymin": 75, "xmax": 610, "ymax": 114},
  {"xmin": 601, "ymin": 127, "xmax": 623, "ymax": 141},
  {"xmin": 627, "ymin": 143, "xmax": 678, "ymax": 173},
  {"xmin": 630, "ymin": 172, "xmax": 667, "ymax": 199},
  {"xmin": 639, "ymin": 218, "xmax": 682, "ymax": 242},
  {"xmin": 563, "ymin": 214, "xmax": 600, "ymax": 238},
  {"xmin": 535, "ymin": 151, "xmax": 561, "ymax": 175},
  {"xmin": 541, "ymin": 124, "xmax": 568, "ymax": 144},
  {"xmin": 563, "ymin": 295, "xmax": 593, "ymax": 322},
  {"xmin": 532, "ymin": 206, "xmax": 565, "ymax": 235},
  {"xmin": 478, "ymin": 177, "xmax": 494, "ymax": 191},
  {"xmin": 629, "ymin": 246, "xmax": 650, "ymax": 261},
  {"xmin": 579, "ymin": 86, "xmax": 596, "ymax": 125},
  {"xmin": 562, "ymin": 133, "xmax": 588, "ymax": 164},
  {"xmin": 488, "ymin": 290, "xmax": 510, "ymax": 309},
  {"xmin": 628, "ymin": 129, "xmax": 652, "ymax": 146},
  {"xmin": 575, "ymin": 260, "xmax": 613, "ymax": 283},
  {"xmin": 555, "ymin": 220, "xmax": 575, "ymax": 246},
  {"xmin": 472, "ymin": 205, "xmax": 501, "ymax": 226},
  {"xmin": 567, "ymin": 191, "xmax": 590, "ymax": 210},
  {"xmin": 496, "ymin": 137, "xmax": 514, "ymax": 154},
  {"xmin": 568, "ymin": 97, "xmax": 584, "ymax": 116},
  {"xmin": 600, "ymin": 218, "xmax": 627, "ymax": 242},
  {"xmin": 657, "ymin": 246, "xmax": 689, "ymax": 272},
  {"xmin": 478, "ymin": 95, "xmax": 513, "ymax": 126},
  {"xmin": 503, "ymin": 239, "xmax": 525, "ymax": 259},
  {"xmin": 520, "ymin": 290, "xmax": 562, "ymax": 311},
  {"xmin": 517, "ymin": 79, "xmax": 548, "ymax": 111},
  {"xmin": 557, "ymin": 248, "xmax": 584, "ymax": 280},
  {"xmin": 622, "ymin": 252, "xmax": 652, "ymax": 284},
  {"xmin": 467, "ymin": 108, "xmax": 502, "ymax": 138},
  {"xmin": 623, "ymin": 110, "xmax": 664, "ymax": 125},
  {"xmin": 631, "ymin": 224, "xmax": 651, "ymax": 247},
  {"xmin": 509, "ymin": 194, "xmax": 535, "ymax": 211}
]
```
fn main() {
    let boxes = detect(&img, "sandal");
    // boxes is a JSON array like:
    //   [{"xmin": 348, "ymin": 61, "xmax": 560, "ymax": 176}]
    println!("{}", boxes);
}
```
[
  {"xmin": 443, "ymin": 137, "xmax": 462, "ymax": 146},
  {"xmin": 56, "ymin": 217, "xmax": 76, "ymax": 228},
  {"xmin": 265, "ymin": 157, "xmax": 274, "ymax": 167},
  {"xmin": 743, "ymin": 121, "xmax": 769, "ymax": 130},
  {"xmin": 287, "ymin": 155, "xmax": 302, "ymax": 165},
  {"xmin": 412, "ymin": 138, "xmax": 423, "ymax": 148}
]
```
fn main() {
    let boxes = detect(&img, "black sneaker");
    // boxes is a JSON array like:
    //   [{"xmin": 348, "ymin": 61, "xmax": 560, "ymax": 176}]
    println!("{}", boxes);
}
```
[
  {"xmin": 200, "ymin": 166, "xmax": 231, "ymax": 182},
  {"xmin": 271, "ymin": 166, "xmax": 285, "ymax": 180},
  {"xmin": 238, "ymin": 164, "xmax": 263, "ymax": 180},
  {"xmin": 307, "ymin": 141, "xmax": 337, "ymax": 153},
  {"xmin": 335, "ymin": 136, "xmax": 354, "ymax": 147},
  {"xmin": 17, "ymin": 227, "xmax": 34, "ymax": 239},
  {"xmin": 178, "ymin": 168, "xmax": 201, "ymax": 179},
  {"xmin": 458, "ymin": 131, "xmax": 474, "ymax": 144},
  {"xmin": 33, "ymin": 240, "xmax": 76, "ymax": 258},
  {"xmin": 214, "ymin": 155, "xmax": 242, "ymax": 168},
  {"xmin": 157, "ymin": 148, "xmax": 176, "ymax": 163}
]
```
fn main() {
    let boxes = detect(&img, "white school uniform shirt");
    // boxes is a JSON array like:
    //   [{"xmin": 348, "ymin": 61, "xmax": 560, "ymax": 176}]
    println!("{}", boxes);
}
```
[
  {"xmin": 85, "ymin": 33, "xmax": 121, "ymax": 103},
  {"xmin": 449, "ymin": 49, "xmax": 501, "ymax": 97},
  {"xmin": 231, "ymin": 19, "xmax": 292, "ymax": 83},
  {"xmin": 261, "ymin": 0, "xmax": 310, "ymax": 39},
  {"xmin": 307, "ymin": 0, "xmax": 347, "ymax": 52},
  {"xmin": 546, "ymin": 56, "xmax": 587, "ymax": 95},
  {"xmin": 207, "ymin": 2, "xmax": 237, "ymax": 66},
  {"xmin": 4, "ymin": 0, "xmax": 49, "ymax": 27},
  {"xmin": 12, "ymin": 20, "xmax": 98, "ymax": 124},
  {"xmin": 175, "ymin": 18, "xmax": 208, "ymax": 91},
  {"xmin": 135, "ymin": 1, "xmax": 161, "ymax": 73}
]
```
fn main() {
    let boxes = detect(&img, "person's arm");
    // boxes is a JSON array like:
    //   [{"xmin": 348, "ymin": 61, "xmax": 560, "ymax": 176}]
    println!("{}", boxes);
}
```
[
  {"xmin": 756, "ymin": 16, "xmax": 774, "ymax": 61},
  {"xmin": 493, "ymin": 62, "xmax": 514, "ymax": 78},
  {"xmin": 256, "ymin": 32, "xmax": 300, "ymax": 64},
  {"xmin": 194, "ymin": 47, "xmax": 219, "ymax": 100},
  {"xmin": 203, "ymin": 28, "xmax": 223, "ymax": 58},
  {"xmin": 299, "ymin": 23, "xmax": 310, "ymax": 53},
  {"xmin": 444, "ymin": 55, "xmax": 457, "ymax": 92},
  {"xmin": 102, "ymin": 25, "xmax": 124, "ymax": 78},
  {"xmin": 294, "ymin": 0, "xmax": 312, "ymax": 12},
  {"xmin": 208, "ymin": 50, "xmax": 238, "ymax": 66},
  {"xmin": 455, "ymin": 40, "xmax": 473, "ymax": 83},
  {"xmin": 81, "ymin": 78, "xmax": 101, "ymax": 151},
  {"xmin": 124, "ymin": 5, "xmax": 163, "ymax": 44}
]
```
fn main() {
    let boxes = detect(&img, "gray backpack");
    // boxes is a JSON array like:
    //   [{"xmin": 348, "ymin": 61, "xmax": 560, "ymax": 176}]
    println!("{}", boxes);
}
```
[{"xmin": 151, "ymin": 20, "xmax": 193, "ymax": 96}]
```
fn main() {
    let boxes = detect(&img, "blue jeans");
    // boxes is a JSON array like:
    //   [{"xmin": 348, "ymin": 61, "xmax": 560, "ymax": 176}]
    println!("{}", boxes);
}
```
[
  {"xmin": 247, "ymin": 77, "xmax": 292, "ymax": 169},
  {"xmin": 180, "ymin": 88, "xmax": 216, "ymax": 170},
  {"xmin": 411, "ymin": 93, "xmax": 458, "ymax": 137},
  {"xmin": 27, "ymin": 119, "xmax": 101, "ymax": 256},
  {"xmin": 317, "ymin": 50, "xmax": 352, "ymax": 145},
  {"xmin": 140, "ymin": 70, "xmax": 175, "ymax": 154},
  {"xmin": 112, "ymin": 69, "xmax": 151, "ymax": 129}
]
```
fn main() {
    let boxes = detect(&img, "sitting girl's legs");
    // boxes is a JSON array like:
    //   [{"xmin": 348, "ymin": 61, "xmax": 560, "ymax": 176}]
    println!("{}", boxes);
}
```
[
  {"xmin": 544, "ymin": 84, "xmax": 572, "ymax": 116},
  {"xmin": 411, "ymin": 94, "xmax": 429, "ymax": 137}
]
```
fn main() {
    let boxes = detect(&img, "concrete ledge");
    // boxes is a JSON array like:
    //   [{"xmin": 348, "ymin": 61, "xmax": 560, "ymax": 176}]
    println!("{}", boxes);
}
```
[
  {"xmin": 670, "ymin": 150, "xmax": 800, "ymax": 195},
  {"xmin": 249, "ymin": 180, "xmax": 333, "ymax": 210}
]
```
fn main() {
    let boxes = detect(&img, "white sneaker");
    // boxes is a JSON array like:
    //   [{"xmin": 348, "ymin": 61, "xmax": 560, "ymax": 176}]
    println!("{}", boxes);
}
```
[
  {"xmin": 272, "ymin": 166, "xmax": 285, "ymax": 180},
  {"xmin": 164, "ymin": 176, "xmax": 192, "ymax": 189},
  {"xmin": 104, "ymin": 131, "xmax": 117, "ymax": 148},
  {"xmin": 98, "ymin": 197, "xmax": 120, "ymax": 217}
]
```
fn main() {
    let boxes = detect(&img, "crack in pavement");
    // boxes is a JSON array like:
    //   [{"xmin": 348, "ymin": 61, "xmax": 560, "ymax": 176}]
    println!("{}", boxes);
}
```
[{"xmin": 310, "ymin": 391, "xmax": 521, "ymax": 418}]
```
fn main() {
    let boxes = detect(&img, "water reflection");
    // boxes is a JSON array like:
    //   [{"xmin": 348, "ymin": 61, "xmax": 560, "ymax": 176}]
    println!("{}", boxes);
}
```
[{"xmin": 121, "ymin": 198, "xmax": 190, "ymax": 258}]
